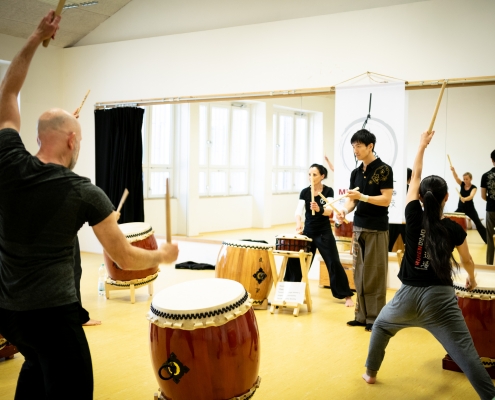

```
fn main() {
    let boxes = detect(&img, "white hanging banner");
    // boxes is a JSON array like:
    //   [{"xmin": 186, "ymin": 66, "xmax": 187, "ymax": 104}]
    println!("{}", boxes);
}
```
[{"xmin": 334, "ymin": 82, "xmax": 406, "ymax": 224}]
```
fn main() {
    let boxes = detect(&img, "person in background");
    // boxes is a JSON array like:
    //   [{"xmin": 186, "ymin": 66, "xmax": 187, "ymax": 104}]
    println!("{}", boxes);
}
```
[
  {"xmin": 480, "ymin": 150, "xmax": 495, "ymax": 264},
  {"xmin": 388, "ymin": 168, "xmax": 412, "ymax": 252}
]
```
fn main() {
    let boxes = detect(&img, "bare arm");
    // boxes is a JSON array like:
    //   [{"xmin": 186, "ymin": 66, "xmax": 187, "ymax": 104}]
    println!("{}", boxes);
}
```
[
  {"xmin": 0, "ymin": 11, "xmax": 60, "ymax": 132},
  {"xmin": 456, "ymin": 239, "xmax": 477, "ymax": 290},
  {"xmin": 92, "ymin": 212, "xmax": 179, "ymax": 270},
  {"xmin": 335, "ymin": 197, "xmax": 357, "ymax": 224},
  {"xmin": 450, "ymin": 166, "xmax": 462, "ymax": 185},
  {"xmin": 324, "ymin": 155, "xmax": 334, "ymax": 172},
  {"xmin": 481, "ymin": 187, "xmax": 487, "ymax": 201},
  {"xmin": 346, "ymin": 188, "xmax": 393, "ymax": 207},
  {"xmin": 406, "ymin": 131, "xmax": 435, "ymax": 205}
]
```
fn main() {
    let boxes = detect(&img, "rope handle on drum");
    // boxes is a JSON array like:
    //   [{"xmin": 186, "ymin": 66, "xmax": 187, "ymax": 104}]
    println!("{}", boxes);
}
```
[{"xmin": 158, "ymin": 361, "xmax": 178, "ymax": 380}]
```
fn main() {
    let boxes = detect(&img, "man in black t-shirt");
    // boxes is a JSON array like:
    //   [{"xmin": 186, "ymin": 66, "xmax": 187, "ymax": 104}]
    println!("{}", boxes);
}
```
[
  {"xmin": 0, "ymin": 12, "xmax": 178, "ymax": 399},
  {"xmin": 336, "ymin": 129, "xmax": 393, "ymax": 332},
  {"xmin": 481, "ymin": 150, "xmax": 495, "ymax": 264}
]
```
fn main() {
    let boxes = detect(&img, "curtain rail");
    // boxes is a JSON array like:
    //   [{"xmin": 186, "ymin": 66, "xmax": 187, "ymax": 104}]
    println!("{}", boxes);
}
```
[{"xmin": 94, "ymin": 75, "xmax": 495, "ymax": 109}]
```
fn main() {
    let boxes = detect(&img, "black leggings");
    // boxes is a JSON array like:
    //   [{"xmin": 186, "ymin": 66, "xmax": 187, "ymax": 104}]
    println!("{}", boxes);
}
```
[
  {"xmin": 455, "ymin": 206, "xmax": 487, "ymax": 244},
  {"xmin": 284, "ymin": 230, "xmax": 353, "ymax": 299}
]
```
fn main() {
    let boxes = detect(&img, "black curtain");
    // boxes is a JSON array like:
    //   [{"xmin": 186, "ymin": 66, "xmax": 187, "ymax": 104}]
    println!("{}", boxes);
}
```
[{"xmin": 95, "ymin": 107, "xmax": 145, "ymax": 224}]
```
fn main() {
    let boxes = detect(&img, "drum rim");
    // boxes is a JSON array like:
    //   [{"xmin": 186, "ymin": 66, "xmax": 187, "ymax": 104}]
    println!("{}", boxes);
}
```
[
  {"xmin": 453, "ymin": 282, "xmax": 495, "ymax": 298},
  {"xmin": 275, "ymin": 234, "xmax": 312, "ymax": 242},
  {"xmin": 222, "ymin": 239, "xmax": 273, "ymax": 249}
]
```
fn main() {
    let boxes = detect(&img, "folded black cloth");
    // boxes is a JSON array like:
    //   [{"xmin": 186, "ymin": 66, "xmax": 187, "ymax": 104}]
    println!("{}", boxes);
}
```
[{"xmin": 175, "ymin": 261, "xmax": 215, "ymax": 270}]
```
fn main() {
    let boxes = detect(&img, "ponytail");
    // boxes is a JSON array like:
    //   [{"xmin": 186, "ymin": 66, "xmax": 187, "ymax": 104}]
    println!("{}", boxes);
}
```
[{"xmin": 420, "ymin": 176, "xmax": 459, "ymax": 283}]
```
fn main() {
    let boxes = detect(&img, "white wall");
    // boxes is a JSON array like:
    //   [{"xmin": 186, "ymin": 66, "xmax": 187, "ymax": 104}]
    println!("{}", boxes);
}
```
[{"xmin": 2, "ymin": 0, "xmax": 494, "ymax": 252}]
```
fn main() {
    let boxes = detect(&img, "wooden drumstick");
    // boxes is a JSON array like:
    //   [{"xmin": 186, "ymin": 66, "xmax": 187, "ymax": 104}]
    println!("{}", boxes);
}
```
[
  {"xmin": 75, "ymin": 90, "xmax": 90, "ymax": 117},
  {"xmin": 455, "ymin": 187, "xmax": 462, "ymax": 198},
  {"xmin": 165, "ymin": 178, "xmax": 171, "ymax": 243},
  {"xmin": 311, "ymin": 178, "xmax": 315, "ymax": 216},
  {"xmin": 329, "ymin": 187, "xmax": 360, "ymax": 205},
  {"xmin": 318, "ymin": 193, "xmax": 349, "ymax": 224},
  {"xmin": 428, "ymin": 80, "xmax": 447, "ymax": 133},
  {"xmin": 42, "ymin": 0, "xmax": 66, "ymax": 48},
  {"xmin": 116, "ymin": 188, "xmax": 129, "ymax": 214}
]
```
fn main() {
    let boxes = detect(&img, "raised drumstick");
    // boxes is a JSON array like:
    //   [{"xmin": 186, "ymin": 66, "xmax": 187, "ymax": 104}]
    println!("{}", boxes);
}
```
[
  {"xmin": 42, "ymin": 0, "xmax": 66, "ymax": 48},
  {"xmin": 428, "ymin": 80, "xmax": 447, "ymax": 133},
  {"xmin": 455, "ymin": 188, "xmax": 462, "ymax": 198},
  {"xmin": 329, "ymin": 187, "xmax": 360, "ymax": 205},
  {"xmin": 311, "ymin": 178, "xmax": 315, "ymax": 216},
  {"xmin": 447, "ymin": 154, "xmax": 452, "ymax": 167},
  {"xmin": 165, "ymin": 178, "xmax": 171, "ymax": 243},
  {"xmin": 116, "ymin": 188, "xmax": 129, "ymax": 214},
  {"xmin": 318, "ymin": 193, "xmax": 349, "ymax": 224},
  {"xmin": 74, "ymin": 90, "xmax": 90, "ymax": 117}
]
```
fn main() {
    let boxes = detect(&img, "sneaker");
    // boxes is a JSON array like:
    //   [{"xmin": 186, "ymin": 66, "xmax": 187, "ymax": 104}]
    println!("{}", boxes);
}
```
[
  {"xmin": 365, "ymin": 323, "xmax": 373, "ymax": 332},
  {"xmin": 347, "ymin": 320, "xmax": 366, "ymax": 327}
]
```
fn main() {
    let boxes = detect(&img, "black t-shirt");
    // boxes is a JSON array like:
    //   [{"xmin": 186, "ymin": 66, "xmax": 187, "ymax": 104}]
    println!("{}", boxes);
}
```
[
  {"xmin": 349, "ymin": 158, "xmax": 393, "ymax": 231},
  {"xmin": 300, "ymin": 185, "xmax": 333, "ymax": 235},
  {"xmin": 481, "ymin": 167, "xmax": 495, "ymax": 212},
  {"xmin": 398, "ymin": 200, "xmax": 466, "ymax": 287},
  {"xmin": 455, "ymin": 181, "xmax": 476, "ymax": 212},
  {"xmin": 0, "ymin": 129, "xmax": 114, "ymax": 311}
]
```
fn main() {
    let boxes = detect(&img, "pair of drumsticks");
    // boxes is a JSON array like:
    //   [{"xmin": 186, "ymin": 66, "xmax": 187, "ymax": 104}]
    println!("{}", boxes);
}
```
[{"xmin": 317, "ymin": 188, "xmax": 359, "ymax": 224}]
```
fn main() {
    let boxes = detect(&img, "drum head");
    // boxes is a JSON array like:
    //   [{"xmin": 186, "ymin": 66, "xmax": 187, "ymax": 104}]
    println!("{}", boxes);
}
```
[
  {"xmin": 222, "ymin": 239, "xmax": 273, "ymax": 249},
  {"xmin": 148, "ymin": 278, "xmax": 253, "ymax": 330},
  {"xmin": 119, "ymin": 222, "xmax": 153, "ymax": 242},
  {"xmin": 453, "ymin": 272, "xmax": 495, "ymax": 300}
]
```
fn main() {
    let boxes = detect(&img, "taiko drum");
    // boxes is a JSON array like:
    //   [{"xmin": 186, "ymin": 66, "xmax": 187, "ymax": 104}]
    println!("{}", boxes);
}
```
[
  {"xmin": 215, "ymin": 240, "xmax": 273, "ymax": 309},
  {"xmin": 103, "ymin": 222, "xmax": 159, "ymax": 281},
  {"xmin": 148, "ymin": 278, "xmax": 261, "ymax": 400},
  {"xmin": 275, "ymin": 234, "xmax": 312, "ymax": 252},
  {"xmin": 444, "ymin": 212, "xmax": 468, "ymax": 231}
]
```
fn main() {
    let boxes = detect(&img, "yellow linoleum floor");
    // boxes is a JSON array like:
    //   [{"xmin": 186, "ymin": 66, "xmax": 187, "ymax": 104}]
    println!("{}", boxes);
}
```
[{"xmin": 0, "ymin": 229, "xmax": 492, "ymax": 399}]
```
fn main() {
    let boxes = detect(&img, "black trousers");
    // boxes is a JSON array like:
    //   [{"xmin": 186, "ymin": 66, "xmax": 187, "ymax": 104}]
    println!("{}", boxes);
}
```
[
  {"xmin": 74, "ymin": 238, "xmax": 90, "ymax": 324},
  {"xmin": 455, "ymin": 206, "xmax": 487, "ymax": 244},
  {"xmin": 0, "ymin": 302, "xmax": 94, "ymax": 399},
  {"xmin": 284, "ymin": 230, "xmax": 353, "ymax": 299},
  {"xmin": 388, "ymin": 223, "xmax": 406, "ymax": 252}
]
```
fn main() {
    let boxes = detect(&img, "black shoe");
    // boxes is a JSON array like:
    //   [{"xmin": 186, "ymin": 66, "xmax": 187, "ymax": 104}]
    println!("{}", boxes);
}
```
[
  {"xmin": 365, "ymin": 323, "xmax": 373, "ymax": 332},
  {"xmin": 347, "ymin": 320, "xmax": 366, "ymax": 327}
]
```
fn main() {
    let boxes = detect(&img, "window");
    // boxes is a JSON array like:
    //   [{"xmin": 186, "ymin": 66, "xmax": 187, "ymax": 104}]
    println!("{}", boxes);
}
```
[
  {"xmin": 272, "ymin": 109, "xmax": 311, "ymax": 193},
  {"xmin": 199, "ymin": 103, "xmax": 250, "ymax": 196},
  {"xmin": 142, "ymin": 105, "xmax": 175, "ymax": 198}
]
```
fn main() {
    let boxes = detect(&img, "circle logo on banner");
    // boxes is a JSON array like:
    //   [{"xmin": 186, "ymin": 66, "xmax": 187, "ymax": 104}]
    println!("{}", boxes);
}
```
[{"xmin": 340, "ymin": 117, "xmax": 398, "ymax": 173}]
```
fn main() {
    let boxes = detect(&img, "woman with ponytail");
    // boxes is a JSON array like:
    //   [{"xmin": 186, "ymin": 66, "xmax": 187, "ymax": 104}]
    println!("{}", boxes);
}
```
[{"xmin": 362, "ymin": 131, "xmax": 495, "ymax": 400}]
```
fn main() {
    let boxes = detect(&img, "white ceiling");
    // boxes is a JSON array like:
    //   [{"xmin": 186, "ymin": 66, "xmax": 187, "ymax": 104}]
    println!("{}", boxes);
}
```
[{"xmin": 0, "ymin": 0, "xmax": 429, "ymax": 48}]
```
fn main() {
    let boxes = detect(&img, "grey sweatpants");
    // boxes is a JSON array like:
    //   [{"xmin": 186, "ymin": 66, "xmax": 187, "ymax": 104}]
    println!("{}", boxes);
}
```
[
  {"xmin": 353, "ymin": 229, "xmax": 389, "ymax": 324},
  {"xmin": 366, "ymin": 284, "xmax": 495, "ymax": 400}
]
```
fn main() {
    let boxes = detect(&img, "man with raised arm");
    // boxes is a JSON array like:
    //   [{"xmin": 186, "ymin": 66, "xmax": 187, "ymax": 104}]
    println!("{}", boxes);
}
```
[{"xmin": 0, "ymin": 11, "xmax": 178, "ymax": 398}]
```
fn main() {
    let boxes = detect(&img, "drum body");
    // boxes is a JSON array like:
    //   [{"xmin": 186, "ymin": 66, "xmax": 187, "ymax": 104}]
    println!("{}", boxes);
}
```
[
  {"xmin": 215, "ymin": 240, "xmax": 273, "ymax": 309},
  {"xmin": 275, "ymin": 234, "xmax": 312, "ymax": 252},
  {"xmin": 334, "ymin": 222, "xmax": 353, "ymax": 253},
  {"xmin": 148, "ymin": 278, "xmax": 260, "ymax": 400},
  {"xmin": 451, "ymin": 279, "xmax": 495, "ymax": 377},
  {"xmin": 103, "ymin": 222, "xmax": 159, "ymax": 281},
  {"xmin": 444, "ymin": 212, "xmax": 467, "ymax": 231}
]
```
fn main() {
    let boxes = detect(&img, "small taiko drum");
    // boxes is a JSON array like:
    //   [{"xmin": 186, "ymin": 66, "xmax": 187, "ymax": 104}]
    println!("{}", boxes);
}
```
[
  {"xmin": 444, "ymin": 212, "xmax": 468, "ymax": 231},
  {"xmin": 443, "ymin": 275, "xmax": 495, "ymax": 378},
  {"xmin": 103, "ymin": 222, "xmax": 159, "ymax": 281},
  {"xmin": 215, "ymin": 240, "xmax": 273, "ymax": 309},
  {"xmin": 334, "ymin": 221, "xmax": 354, "ymax": 253},
  {"xmin": 148, "ymin": 278, "xmax": 261, "ymax": 400},
  {"xmin": 275, "ymin": 234, "xmax": 312, "ymax": 252}
]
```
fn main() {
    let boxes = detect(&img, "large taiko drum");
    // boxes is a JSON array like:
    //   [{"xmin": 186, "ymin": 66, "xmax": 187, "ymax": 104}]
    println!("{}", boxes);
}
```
[
  {"xmin": 103, "ymin": 222, "xmax": 159, "ymax": 281},
  {"xmin": 215, "ymin": 240, "xmax": 273, "ymax": 310},
  {"xmin": 444, "ymin": 212, "xmax": 468, "ymax": 231},
  {"xmin": 334, "ymin": 221, "xmax": 354, "ymax": 253},
  {"xmin": 275, "ymin": 234, "xmax": 312, "ymax": 252},
  {"xmin": 148, "ymin": 278, "xmax": 261, "ymax": 400},
  {"xmin": 443, "ymin": 275, "xmax": 495, "ymax": 378}
]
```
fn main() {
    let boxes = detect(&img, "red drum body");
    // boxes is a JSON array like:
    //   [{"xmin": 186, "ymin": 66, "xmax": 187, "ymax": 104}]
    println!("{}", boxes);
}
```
[
  {"xmin": 215, "ymin": 240, "xmax": 273, "ymax": 309},
  {"xmin": 444, "ymin": 212, "xmax": 467, "ymax": 231},
  {"xmin": 334, "ymin": 222, "xmax": 354, "ymax": 253},
  {"xmin": 444, "ymin": 279, "xmax": 495, "ymax": 378},
  {"xmin": 275, "ymin": 234, "xmax": 312, "ymax": 252},
  {"xmin": 148, "ymin": 279, "xmax": 261, "ymax": 400},
  {"xmin": 103, "ymin": 222, "xmax": 158, "ymax": 281}
]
